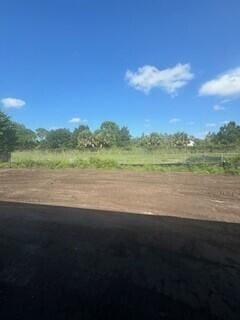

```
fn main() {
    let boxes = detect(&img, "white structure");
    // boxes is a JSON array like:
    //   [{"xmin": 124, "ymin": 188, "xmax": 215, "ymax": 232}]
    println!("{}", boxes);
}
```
[{"xmin": 187, "ymin": 140, "xmax": 195, "ymax": 147}]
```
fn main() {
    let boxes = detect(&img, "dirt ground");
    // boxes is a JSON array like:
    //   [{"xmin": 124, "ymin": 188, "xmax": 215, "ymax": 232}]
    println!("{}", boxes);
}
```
[
  {"xmin": 0, "ymin": 169, "xmax": 240, "ymax": 222},
  {"xmin": 0, "ymin": 169, "xmax": 240, "ymax": 319}
]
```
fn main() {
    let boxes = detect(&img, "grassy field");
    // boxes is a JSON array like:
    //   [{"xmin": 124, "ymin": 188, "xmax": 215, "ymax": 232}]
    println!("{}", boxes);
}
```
[
  {"xmin": 2, "ymin": 149, "xmax": 238, "ymax": 174},
  {"xmin": 12, "ymin": 149, "xmax": 200, "ymax": 165}
]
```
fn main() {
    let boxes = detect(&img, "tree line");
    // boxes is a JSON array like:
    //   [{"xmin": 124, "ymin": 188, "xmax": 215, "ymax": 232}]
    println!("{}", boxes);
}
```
[{"xmin": 1, "ymin": 110, "xmax": 240, "ymax": 153}]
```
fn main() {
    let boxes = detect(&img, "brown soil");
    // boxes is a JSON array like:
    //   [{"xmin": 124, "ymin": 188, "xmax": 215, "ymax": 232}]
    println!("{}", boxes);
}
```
[
  {"xmin": 0, "ymin": 169, "xmax": 240, "ymax": 319},
  {"xmin": 0, "ymin": 169, "xmax": 240, "ymax": 223}
]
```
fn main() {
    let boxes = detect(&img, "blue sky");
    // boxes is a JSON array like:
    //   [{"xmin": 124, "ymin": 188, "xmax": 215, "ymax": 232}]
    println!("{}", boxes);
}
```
[{"xmin": 0, "ymin": 0, "xmax": 240, "ymax": 137}]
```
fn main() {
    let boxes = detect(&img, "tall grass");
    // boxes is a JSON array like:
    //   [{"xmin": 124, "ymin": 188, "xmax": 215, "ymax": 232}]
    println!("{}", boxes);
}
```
[
  {"xmin": 7, "ymin": 149, "xmax": 240, "ymax": 174},
  {"xmin": 12, "ymin": 148, "xmax": 239, "ymax": 164}
]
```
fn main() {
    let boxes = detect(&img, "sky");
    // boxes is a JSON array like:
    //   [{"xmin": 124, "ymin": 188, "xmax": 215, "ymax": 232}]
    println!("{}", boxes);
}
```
[{"xmin": 0, "ymin": 0, "xmax": 240, "ymax": 137}]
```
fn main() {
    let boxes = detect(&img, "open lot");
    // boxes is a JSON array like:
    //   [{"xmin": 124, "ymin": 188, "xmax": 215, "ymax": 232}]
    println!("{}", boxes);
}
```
[
  {"xmin": 12, "ymin": 150, "xmax": 236, "ymax": 165},
  {"xmin": 0, "ymin": 169, "xmax": 240, "ymax": 319},
  {"xmin": 0, "ymin": 169, "xmax": 240, "ymax": 222}
]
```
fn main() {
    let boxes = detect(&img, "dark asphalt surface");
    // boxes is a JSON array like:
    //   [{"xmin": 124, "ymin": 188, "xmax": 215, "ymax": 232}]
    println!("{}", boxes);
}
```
[{"xmin": 0, "ymin": 201, "xmax": 240, "ymax": 319}]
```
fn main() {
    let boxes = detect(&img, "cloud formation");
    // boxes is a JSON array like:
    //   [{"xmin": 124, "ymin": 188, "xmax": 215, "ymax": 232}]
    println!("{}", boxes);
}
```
[
  {"xmin": 125, "ymin": 63, "xmax": 194, "ymax": 95},
  {"xmin": 213, "ymin": 104, "xmax": 225, "ymax": 111},
  {"xmin": 169, "ymin": 118, "xmax": 181, "ymax": 124},
  {"xmin": 199, "ymin": 67, "xmax": 240, "ymax": 97},
  {"xmin": 69, "ymin": 117, "xmax": 87, "ymax": 124},
  {"xmin": 1, "ymin": 97, "xmax": 26, "ymax": 109},
  {"xmin": 206, "ymin": 123, "xmax": 216, "ymax": 128}
]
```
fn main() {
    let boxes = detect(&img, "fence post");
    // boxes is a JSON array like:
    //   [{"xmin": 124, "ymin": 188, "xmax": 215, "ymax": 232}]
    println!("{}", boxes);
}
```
[
  {"xmin": 9, "ymin": 153, "xmax": 12, "ymax": 168},
  {"xmin": 221, "ymin": 153, "xmax": 224, "ymax": 168}
]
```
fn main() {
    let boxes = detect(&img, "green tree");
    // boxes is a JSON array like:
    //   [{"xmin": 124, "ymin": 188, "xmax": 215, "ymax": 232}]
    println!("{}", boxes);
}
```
[
  {"xmin": 36, "ymin": 128, "xmax": 49, "ymax": 141},
  {"xmin": 214, "ymin": 121, "xmax": 240, "ymax": 145},
  {"xmin": 14, "ymin": 123, "xmax": 37, "ymax": 150},
  {"xmin": 97, "ymin": 121, "xmax": 121, "ymax": 147},
  {"xmin": 73, "ymin": 125, "xmax": 91, "ymax": 148},
  {"xmin": 45, "ymin": 129, "xmax": 72, "ymax": 149},
  {"xmin": 118, "ymin": 126, "xmax": 131, "ymax": 147},
  {"xmin": 139, "ymin": 133, "xmax": 164, "ymax": 148},
  {"xmin": 0, "ymin": 111, "xmax": 17, "ymax": 153},
  {"xmin": 77, "ymin": 126, "xmax": 97, "ymax": 149},
  {"xmin": 35, "ymin": 128, "xmax": 49, "ymax": 149},
  {"xmin": 172, "ymin": 132, "xmax": 190, "ymax": 147}
]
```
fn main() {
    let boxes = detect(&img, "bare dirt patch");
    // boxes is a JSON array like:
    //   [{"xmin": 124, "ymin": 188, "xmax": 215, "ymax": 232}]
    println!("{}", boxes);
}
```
[
  {"xmin": 0, "ymin": 169, "xmax": 240, "ymax": 319},
  {"xmin": 0, "ymin": 169, "xmax": 240, "ymax": 222}
]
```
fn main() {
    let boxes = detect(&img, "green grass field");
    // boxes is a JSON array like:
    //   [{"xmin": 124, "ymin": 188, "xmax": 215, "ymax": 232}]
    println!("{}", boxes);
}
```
[
  {"xmin": 3, "ymin": 149, "xmax": 238, "ymax": 174},
  {"xmin": 12, "ymin": 148, "xmax": 197, "ymax": 165}
]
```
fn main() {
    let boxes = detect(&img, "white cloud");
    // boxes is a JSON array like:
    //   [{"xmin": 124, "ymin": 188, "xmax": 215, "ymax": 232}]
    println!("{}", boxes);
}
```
[
  {"xmin": 169, "ymin": 118, "xmax": 181, "ymax": 124},
  {"xmin": 69, "ymin": 117, "xmax": 87, "ymax": 124},
  {"xmin": 220, "ymin": 99, "xmax": 231, "ymax": 104},
  {"xmin": 125, "ymin": 63, "xmax": 194, "ymax": 95},
  {"xmin": 1, "ymin": 97, "xmax": 26, "ymax": 109},
  {"xmin": 199, "ymin": 67, "xmax": 240, "ymax": 97},
  {"xmin": 213, "ymin": 104, "xmax": 225, "ymax": 111},
  {"xmin": 206, "ymin": 123, "xmax": 216, "ymax": 128}
]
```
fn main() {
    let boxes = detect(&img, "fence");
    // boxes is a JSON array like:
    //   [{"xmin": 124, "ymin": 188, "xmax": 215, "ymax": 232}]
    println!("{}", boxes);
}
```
[
  {"xmin": 120, "ymin": 153, "xmax": 240, "ymax": 167},
  {"xmin": 2, "ymin": 151, "xmax": 240, "ymax": 169}
]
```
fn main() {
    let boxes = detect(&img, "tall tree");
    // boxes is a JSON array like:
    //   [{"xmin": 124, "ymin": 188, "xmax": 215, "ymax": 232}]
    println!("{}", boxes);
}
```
[
  {"xmin": 36, "ymin": 128, "xmax": 49, "ymax": 141},
  {"xmin": 35, "ymin": 128, "xmax": 49, "ymax": 148},
  {"xmin": 215, "ymin": 121, "xmax": 240, "ymax": 145},
  {"xmin": 72, "ymin": 125, "xmax": 91, "ymax": 148},
  {"xmin": 0, "ymin": 111, "xmax": 17, "ymax": 153},
  {"xmin": 139, "ymin": 133, "xmax": 164, "ymax": 148},
  {"xmin": 45, "ymin": 129, "xmax": 72, "ymax": 149},
  {"xmin": 77, "ymin": 126, "xmax": 96, "ymax": 149},
  {"xmin": 172, "ymin": 132, "xmax": 190, "ymax": 147},
  {"xmin": 118, "ymin": 126, "xmax": 131, "ymax": 147},
  {"xmin": 14, "ymin": 123, "xmax": 37, "ymax": 150},
  {"xmin": 97, "ymin": 121, "xmax": 121, "ymax": 147}
]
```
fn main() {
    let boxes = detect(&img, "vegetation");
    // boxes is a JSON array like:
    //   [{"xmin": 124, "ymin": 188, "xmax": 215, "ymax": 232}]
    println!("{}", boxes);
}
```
[
  {"xmin": 13, "ymin": 123, "xmax": 37, "ymax": 150},
  {"xmin": 0, "ymin": 110, "xmax": 240, "ymax": 173},
  {"xmin": 5, "ymin": 149, "xmax": 238, "ymax": 174},
  {"xmin": 0, "ymin": 111, "xmax": 17, "ymax": 153}
]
